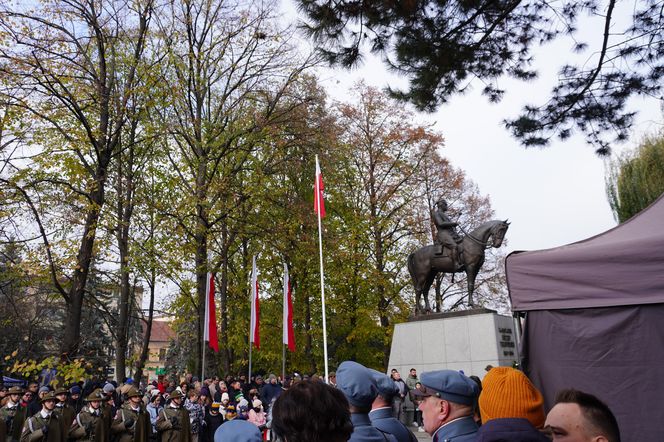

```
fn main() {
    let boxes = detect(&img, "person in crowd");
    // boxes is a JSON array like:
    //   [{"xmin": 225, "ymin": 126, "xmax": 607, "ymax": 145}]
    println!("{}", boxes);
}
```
[
  {"xmin": 223, "ymin": 405, "xmax": 236, "ymax": 422},
  {"xmin": 412, "ymin": 369, "xmax": 479, "ymax": 442},
  {"xmin": 69, "ymin": 386, "xmax": 83, "ymax": 415},
  {"xmin": 390, "ymin": 370, "xmax": 408, "ymax": 423},
  {"xmin": 247, "ymin": 399, "xmax": 265, "ymax": 430},
  {"xmin": 53, "ymin": 388, "xmax": 75, "ymax": 429},
  {"xmin": 145, "ymin": 392, "xmax": 163, "ymax": 442},
  {"xmin": 337, "ymin": 361, "xmax": 397, "ymax": 442},
  {"xmin": 69, "ymin": 388, "xmax": 108, "ymax": 442},
  {"xmin": 20, "ymin": 391, "xmax": 66, "ymax": 442},
  {"xmin": 544, "ymin": 389, "xmax": 620, "ymax": 442},
  {"xmin": 1, "ymin": 385, "xmax": 9, "ymax": 408},
  {"xmin": 183, "ymin": 391, "xmax": 203, "ymax": 442},
  {"xmin": 226, "ymin": 381, "xmax": 242, "ymax": 407},
  {"xmin": 111, "ymin": 387, "xmax": 150, "ymax": 442},
  {"xmin": 367, "ymin": 369, "xmax": 417, "ymax": 442},
  {"xmin": 474, "ymin": 367, "xmax": 549, "ymax": 441},
  {"xmin": 468, "ymin": 376, "xmax": 482, "ymax": 426},
  {"xmin": 328, "ymin": 371, "xmax": 337, "ymax": 388},
  {"xmin": 201, "ymin": 403, "xmax": 223, "ymax": 442},
  {"xmin": 405, "ymin": 368, "xmax": 419, "ymax": 429},
  {"xmin": 271, "ymin": 379, "xmax": 353, "ymax": 442},
  {"xmin": 411, "ymin": 382, "xmax": 426, "ymax": 432},
  {"xmin": 259, "ymin": 375, "xmax": 281, "ymax": 414},
  {"xmin": 27, "ymin": 388, "xmax": 49, "ymax": 418},
  {"xmin": 213, "ymin": 419, "xmax": 261, "ymax": 442},
  {"xmin": 0, "ymin": 387, "xmax": 26, "ymax": 442},
  {"xmin": 156, "ymin": 390, "xmax": 190, "ymax": 442}
]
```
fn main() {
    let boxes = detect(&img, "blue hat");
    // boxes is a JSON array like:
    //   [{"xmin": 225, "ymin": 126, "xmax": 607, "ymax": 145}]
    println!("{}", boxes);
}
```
[
  {"xmin": 412, "ymin": 370, "xmax": 478, "ymax": 406},
  {"xmin": 70, "ymin": 386, "xmax": 81, "ymax": 395},
  {"xmin": 336, "ymin": 361, "xmax": 378, "ymax": 408},
  {"xmin": 214, "ymin": 420, "xmax": 261, "ymax": 442},
  {"xmin": 367, "ymin": 369, "xmax": 398, "ymax": 400}
]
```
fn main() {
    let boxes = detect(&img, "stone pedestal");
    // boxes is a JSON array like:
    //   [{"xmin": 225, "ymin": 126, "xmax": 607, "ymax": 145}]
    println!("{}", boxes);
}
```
[{"xmin": 388, "ymin": 308, "xmax": 518, "ymax": 379}]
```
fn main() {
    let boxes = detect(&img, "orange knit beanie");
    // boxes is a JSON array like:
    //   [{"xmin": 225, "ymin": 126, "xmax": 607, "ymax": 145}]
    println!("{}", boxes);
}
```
[{"xmin": 478, "ymin": 367, "xmax": 545, "ymax": 428}]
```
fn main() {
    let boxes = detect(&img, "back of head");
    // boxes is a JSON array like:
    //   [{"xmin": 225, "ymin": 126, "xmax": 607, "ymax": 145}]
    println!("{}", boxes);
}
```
[
  {"xmin": 478, "ymin": 367, "xmax": 545, "ymax": 428},
  {"xmin": 554, "ymin": 389, "xmax": 620, "ymax": 442},
  {"xmin": 271, "ymin": 380, "xmax": 352, "ymax": 442}
]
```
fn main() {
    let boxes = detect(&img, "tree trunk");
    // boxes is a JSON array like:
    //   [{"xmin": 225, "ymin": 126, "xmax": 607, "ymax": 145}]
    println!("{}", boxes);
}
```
[{"xmin": 61, "ymin": 163, "xmax": 108, "ymax": 357}]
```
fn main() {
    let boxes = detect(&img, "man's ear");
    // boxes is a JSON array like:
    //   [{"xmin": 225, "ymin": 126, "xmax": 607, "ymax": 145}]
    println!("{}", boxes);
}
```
[{"xmin": 591, "ymin": 437, "xmax": 608, "ymax": 442}]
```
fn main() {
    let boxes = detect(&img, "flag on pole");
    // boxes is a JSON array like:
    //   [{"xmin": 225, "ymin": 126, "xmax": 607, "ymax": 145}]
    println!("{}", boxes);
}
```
[
  {"xmin": 250, "ymin": 256, "xmax": 260, "ymax": 349},
  {"xmin": 314, "ymin": 156, "xmax": 326, "ymax": 218},
  {"xmin": 283, "ymin": 263, "xmax": 296, "ymax": 352},
  {"xmin": 204, "ymin": 272, "xmax": 219, "ymax": 352}
]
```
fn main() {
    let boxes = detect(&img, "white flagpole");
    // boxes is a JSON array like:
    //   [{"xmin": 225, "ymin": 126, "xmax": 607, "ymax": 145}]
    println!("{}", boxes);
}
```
[
  {"xmin": 315, "ymin": 155, "xmax": 330, "ymax": 382},
  {"xmin": 202, "ymin": 272, "xmax": 209, "ymax": 381},
  {"xmin": 249, "ymin": 256, "xmax": 256, "ymax": 383}
]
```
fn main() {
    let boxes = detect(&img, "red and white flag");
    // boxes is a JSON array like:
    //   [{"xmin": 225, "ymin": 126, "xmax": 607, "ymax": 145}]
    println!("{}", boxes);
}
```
[
  {"xmin": 204, "ymin": 272, "xmax": 219, "ymax": 352},
  {"xmin": 283, "ymin": 263, "xmax": 296, "ymax": 352},
  {"xmin": 314, "ymin": 156, "xmax": 326, "ymax": 218},
  {"xmin": 250, "ymin": 256, "xmax": 260, "ymax": 349}
]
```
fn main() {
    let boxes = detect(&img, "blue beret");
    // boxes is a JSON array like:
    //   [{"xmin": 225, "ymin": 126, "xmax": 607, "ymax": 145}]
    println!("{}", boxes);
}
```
[
  {"xmin": 336, "ymin": 361, "xmax": 378, "ymax": 407},
  {"xmin": 412, "ymin": 370, "xmax": 478, "ymax": 406},
  {"xmin": 367, "ymin": 369, "xmax": 398, "ymax": 399},
  {"xmin": 214, "ymin": 420, "xmax": 262, "ymax": 442}
]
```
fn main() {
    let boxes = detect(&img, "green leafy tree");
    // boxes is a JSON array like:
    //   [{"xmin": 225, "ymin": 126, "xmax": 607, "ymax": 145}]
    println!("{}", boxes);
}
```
[
  {"xmin": 606, "ymin": 131, "xmax": 664, "ymax": 222},
  {"xmin": 296, "ymin": 0, "xmax": 664, "ymax": 152}
]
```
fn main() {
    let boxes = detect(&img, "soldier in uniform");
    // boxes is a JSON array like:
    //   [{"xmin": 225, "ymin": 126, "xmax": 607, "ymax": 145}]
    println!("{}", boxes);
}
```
[
  {"xmin": 52, "ymin": 389, "xmax": 75, "ymax": 430},
  {"xmin": 336, "ymin": 361, "xmax": 397, "ymax": 442},
  {"xmin": 367, "ymin": 370, "xmax": 417, "ymax": 442},
  {"xmin": 0, "ymin": 387, "xmax": 24, "ymax": 442},
  {"xmin": 20, "ymin": 392, "xmax": 66, "ymax": 442},
  {"xmin": 69, "ymin": 389, "xmax": 108, "ymax": 442},
  {"xmin": 111, "ymin": 388, "xmax": 149, "ymax": 442},
  {"xmin": 155, "ymin": 391, "xmax": 190, "ymax": 442}
]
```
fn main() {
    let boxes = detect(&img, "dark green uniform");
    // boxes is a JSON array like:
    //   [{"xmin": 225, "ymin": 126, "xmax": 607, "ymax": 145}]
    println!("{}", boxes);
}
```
[
  {"xmin": 0, "ymin": 401, "xmax": 26, "ymax": 442},
  {"xmin": 111, "ymin": 403, "xmax": 150, "ymax": 442},
  {"xmin": 69, "ymin": 406, "xmax": 107, "ymax": 442},
  {"xmin": 20, "ymin": 412, "xmax": 65, "ymax": 442},
  {"xmin": 155, "ymin": 406, "xmax": 191, "ymax": 442}
]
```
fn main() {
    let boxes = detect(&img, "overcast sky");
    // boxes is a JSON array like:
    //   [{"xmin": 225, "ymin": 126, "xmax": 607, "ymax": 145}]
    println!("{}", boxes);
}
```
[{"xmin": 279, "ymin": 1, "xmax": 663, "ymax": 253}]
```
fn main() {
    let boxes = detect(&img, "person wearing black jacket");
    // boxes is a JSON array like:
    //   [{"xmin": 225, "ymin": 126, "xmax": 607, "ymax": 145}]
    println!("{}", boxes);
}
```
[{"xmin": 201, "ymin": 403, "xmax": 223, "ymax": 442}]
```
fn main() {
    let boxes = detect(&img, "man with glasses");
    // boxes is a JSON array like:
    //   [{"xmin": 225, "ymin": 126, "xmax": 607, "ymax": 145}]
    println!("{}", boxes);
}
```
[{"xmin": 412, "ymin": 370, "xmax": 479, "ymax": 442}]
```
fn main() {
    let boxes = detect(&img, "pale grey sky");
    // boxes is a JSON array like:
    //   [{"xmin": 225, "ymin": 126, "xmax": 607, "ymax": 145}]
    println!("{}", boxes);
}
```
[{"xmin": 280, "ymin": 1, "xmax": 663, "ymax": 253}]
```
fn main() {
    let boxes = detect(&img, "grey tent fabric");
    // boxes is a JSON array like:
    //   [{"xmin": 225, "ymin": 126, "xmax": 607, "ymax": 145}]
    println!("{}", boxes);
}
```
[
  {"xmin": 521, "ymin": 306, "xmax": 664, "ymax": 442},
  {"xmin": 506, "ymin": 193, "xmax": 664, "ymax": 442},
  {"xmin": 506, "ymin": 193, "xmax": 664, "ymax": 311}
]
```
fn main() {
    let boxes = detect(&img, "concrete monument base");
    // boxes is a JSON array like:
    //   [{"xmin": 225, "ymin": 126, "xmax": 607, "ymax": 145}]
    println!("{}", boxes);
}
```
[{"xmin": 388, "ymin": 308, "xmax": 518, "ymax": 379}]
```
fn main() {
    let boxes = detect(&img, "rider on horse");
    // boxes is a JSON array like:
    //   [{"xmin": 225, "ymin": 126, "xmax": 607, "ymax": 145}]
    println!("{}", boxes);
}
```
[{"xmin": 431, "ymin": 198, "xmax": 463, "ymax": 270}]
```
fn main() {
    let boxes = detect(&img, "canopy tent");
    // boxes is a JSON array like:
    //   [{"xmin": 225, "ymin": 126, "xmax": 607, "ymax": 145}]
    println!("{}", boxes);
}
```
[
  {"xmin": 506, "ymin": 194, "xmax": 664, "ymax": 442},
  {"xmin": 2, "ymin": 376, "xmax": 27, "ymax": 387}
]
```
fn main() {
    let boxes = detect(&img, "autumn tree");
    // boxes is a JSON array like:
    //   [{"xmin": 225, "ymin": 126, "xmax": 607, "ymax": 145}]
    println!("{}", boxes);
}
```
[
  {"xmin": 0, "ymin": 0, "xmax": 153, "ymax": 357},
  {"xmin": 296, "ymin": 0, "xmax": 664, "ymax": 153},
  {"xmin": 151, "ymin": 0, "xmax": 316, "ymax": 375}
]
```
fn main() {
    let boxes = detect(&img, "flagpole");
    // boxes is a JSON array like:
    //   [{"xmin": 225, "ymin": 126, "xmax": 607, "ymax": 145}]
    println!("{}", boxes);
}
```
[
  {"xmin": 248, "ymin": 256, "xmax": 255, "ymax": 383},
  {"xmin": 282, "ymin": 344, "xmax": 286, "ymax": 383},
  {"xmin": 202, "ymin": 273, "xmax": 208, "ymax": 382},
  {"xmin": 315, "ymin": 155, "xmax": 330, "ymax": 382}
]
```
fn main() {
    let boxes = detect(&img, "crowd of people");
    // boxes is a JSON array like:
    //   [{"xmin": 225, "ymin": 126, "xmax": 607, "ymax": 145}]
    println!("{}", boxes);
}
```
[{"xmin": 0, "ymin": 364, "xmax": 620, "ymax": 442}]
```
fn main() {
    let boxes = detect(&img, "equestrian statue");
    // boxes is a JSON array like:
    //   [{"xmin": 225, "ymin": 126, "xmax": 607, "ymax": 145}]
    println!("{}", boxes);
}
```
[{"xmin": 408, "ymin": 198, "xmax": 510, "ymax": 313}]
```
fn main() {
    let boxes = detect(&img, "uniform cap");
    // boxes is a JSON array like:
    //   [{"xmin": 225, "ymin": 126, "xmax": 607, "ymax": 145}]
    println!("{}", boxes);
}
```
[
  {"xmin": 367, "ymin": 369, "xmax": 398, "ymax": 400},
  {"xmin": 125, "ymin": 387, "xmax": 141, "ymax": 398},
  {"xmin": 85, "ymin": 389, "xmax": 105, "ymax": 402},
  {"xmin": 7, "ymin": 386, "xmax": 23, "ymax": 395},
  {"xmin": 213, "ymin": 419, "xmax": 261, "ymax": 442},
  {"xmin": 412, "ymin": 370, "xmax": 478, "ymax": 406},
  {"xmin": 336, "ymin": 361, "xmax": 378, "ymax": 408},
  {"xmin": 478, "ymin": 367, "xmax": 545, "ymax": 428},
  {"xmin": 168, "ymin": 390, "xmax": 184, "ymax": 400},
  {"xmin": 54, "ymin": 388, "xmax": 68, "ymax": 396},
  {"xmin": 40, "ymin": 391, "xmax": 57, "ymax": 403}
]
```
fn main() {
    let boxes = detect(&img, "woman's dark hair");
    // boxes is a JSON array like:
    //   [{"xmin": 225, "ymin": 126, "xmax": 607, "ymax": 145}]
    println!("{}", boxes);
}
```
[{"xmin": 271, "ymin": 380, "xmax": 353, "ymax": 442}]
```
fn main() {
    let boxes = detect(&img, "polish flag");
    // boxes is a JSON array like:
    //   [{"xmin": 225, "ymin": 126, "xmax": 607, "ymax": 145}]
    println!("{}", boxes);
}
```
[
  {"xmin": 283, "ymin": 263, "xmax": 296, "ymax": 352},
  {"xmin": 204, "ymin": 272, "xmax": 219, "ymax": 352},
  {"xmin": 314, "ymin": 156, "xmax": 326, "ymax": 218},
  {"xmin": 250, "ymin": 256, "xmax": 260, "ymax": 349}
]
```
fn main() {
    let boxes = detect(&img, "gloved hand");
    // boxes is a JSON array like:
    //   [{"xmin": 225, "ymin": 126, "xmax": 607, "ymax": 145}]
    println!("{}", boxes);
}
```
[
  {"xmin": 124, "ymin": 417, "xmax": 135, "ymax": 429},
  {"xmin": 170, "ymin": 416, "xmax": 179, "ymax": 429},
  {"xmin": 41, "ymin": 425, "xmax": 49, "ymax": 437},
  {"xmin": 5, "ymin": 416, "xmax": 12, "ymax": 427},
  {"xmin": 83, "ymin": 421, "xmax": 93, "ymax": 436}
]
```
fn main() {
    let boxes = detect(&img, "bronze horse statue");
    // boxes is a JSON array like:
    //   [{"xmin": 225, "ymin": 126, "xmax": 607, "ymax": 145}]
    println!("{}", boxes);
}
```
[{"xmin": 407, "ymin": 219, "xmax": 510, "ymax": 313}]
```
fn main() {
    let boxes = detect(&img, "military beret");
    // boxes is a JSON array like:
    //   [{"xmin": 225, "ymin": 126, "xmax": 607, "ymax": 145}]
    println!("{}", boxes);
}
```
[
  {"xmin": 336, "ymin": 361, "xmax": 378, "ymax": 408},
  {"xmin": 412, "ymin": 370, "xmax": 478, "ymax": 406},
  {"xmin": 367, "ymin": 368, "xmax": 398, "ymax": 399},
  {"xmin": 214, "ymin": 419, "xmax": 261, "ymax": 442}
]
